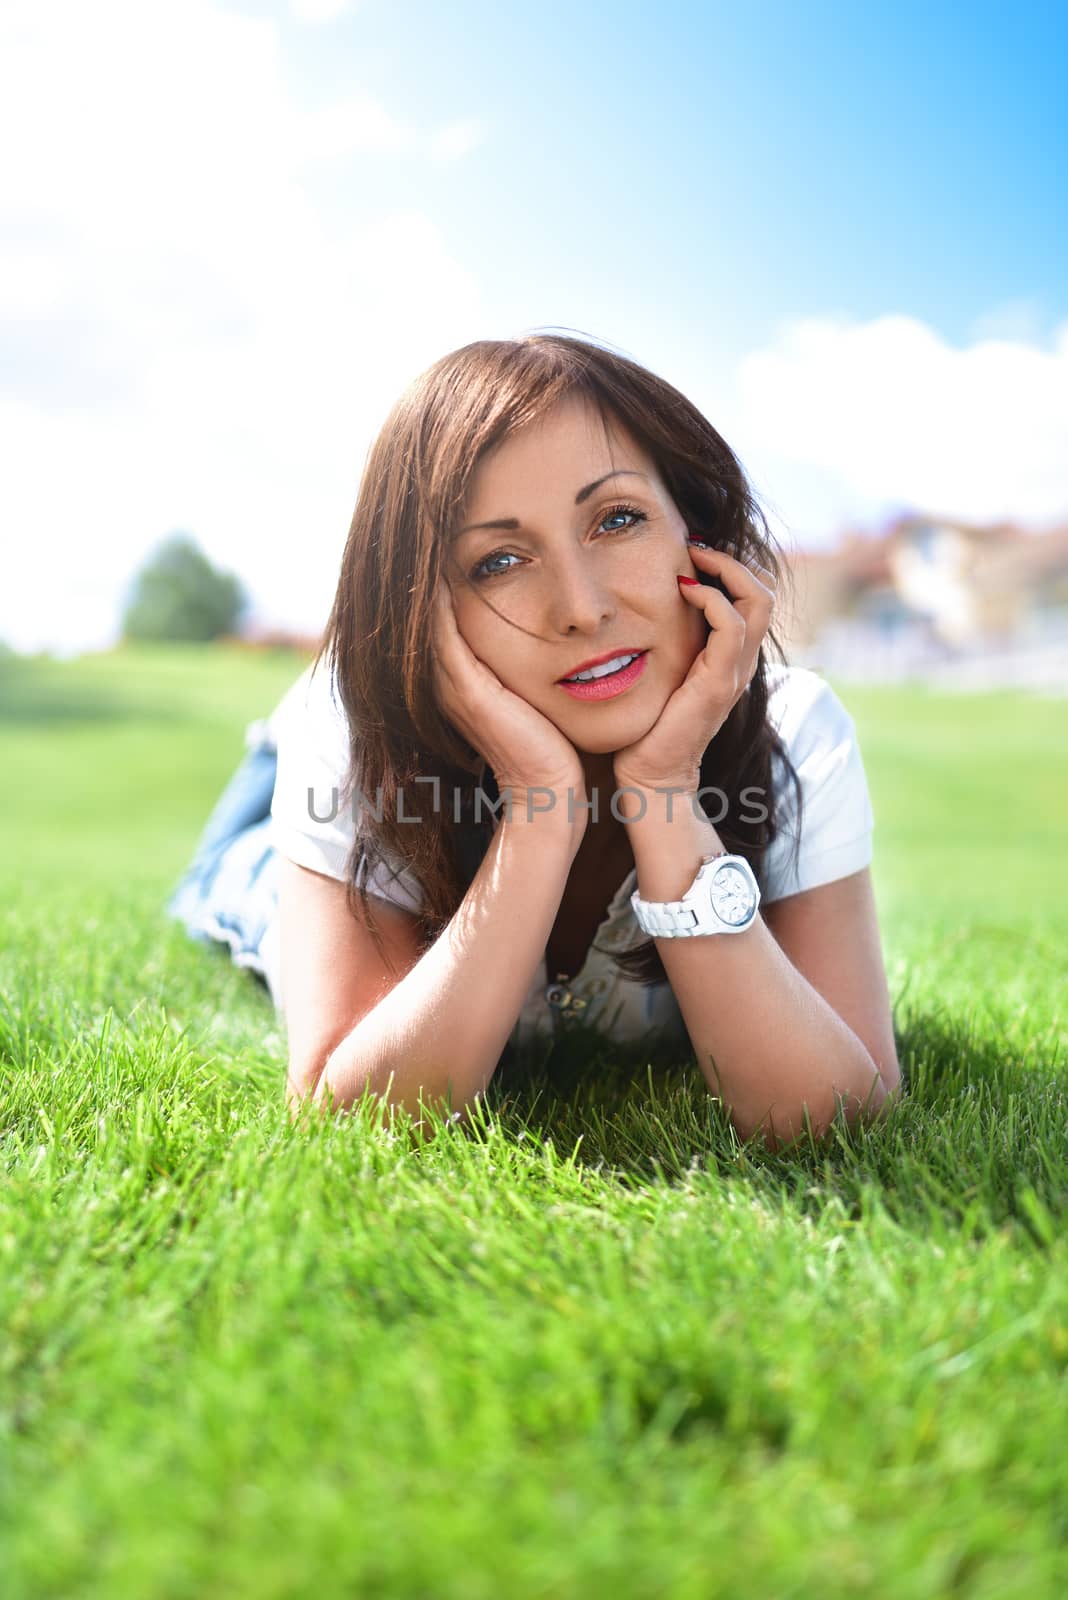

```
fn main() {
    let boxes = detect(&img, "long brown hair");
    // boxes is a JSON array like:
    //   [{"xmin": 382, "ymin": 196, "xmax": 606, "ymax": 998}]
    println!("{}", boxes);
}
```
[{"xmin": 316, "ymin": 330, "xmax": 803, "ymax": 984}]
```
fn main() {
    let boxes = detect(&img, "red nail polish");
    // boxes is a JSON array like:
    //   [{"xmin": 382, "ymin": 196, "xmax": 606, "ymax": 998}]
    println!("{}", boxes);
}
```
[{"xmin": 677, "ymin": 575, "xmax": 700, "ymax": 587}]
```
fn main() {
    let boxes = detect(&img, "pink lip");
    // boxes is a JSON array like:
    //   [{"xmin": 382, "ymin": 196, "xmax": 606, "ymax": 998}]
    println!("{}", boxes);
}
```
[
  {"xmin": 556, "ymin": 646, "xmax": 647, "ymax": 681},
  {"xmin": 557, "ymin": 650, "xmax": 649, "ymax": 701}
]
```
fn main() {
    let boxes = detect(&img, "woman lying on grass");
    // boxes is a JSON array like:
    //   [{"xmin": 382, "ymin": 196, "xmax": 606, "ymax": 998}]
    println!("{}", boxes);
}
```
[{"xmin": 168, "ymin": 331, "xmax": 902, "ymax": 1149}]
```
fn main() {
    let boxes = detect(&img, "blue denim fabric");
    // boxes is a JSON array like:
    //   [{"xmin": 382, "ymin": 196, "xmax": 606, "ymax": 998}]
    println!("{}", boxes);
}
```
[{"xmin": 166, "ymin": 742, "xmax": 280, "ymax": 987}]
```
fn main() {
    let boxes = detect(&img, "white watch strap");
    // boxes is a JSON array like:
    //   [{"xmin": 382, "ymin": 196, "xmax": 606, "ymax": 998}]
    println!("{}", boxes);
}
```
[
  {"xmin": 631, "ymin": 849, "xmax": 728, "ymax": 938},
  {"xmin": 634, "ymin": 899, "xmax": 704, "ymax": 936},
  {"xmin": 630, "ymin": 851, "xmax": 759, "ymax": 938}
]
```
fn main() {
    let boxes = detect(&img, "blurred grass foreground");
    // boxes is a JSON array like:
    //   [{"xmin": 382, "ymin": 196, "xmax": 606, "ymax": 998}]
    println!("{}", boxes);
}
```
[{"xmin": 1, "ymin": 643, "xmax": 1066, "ymax": 1598}]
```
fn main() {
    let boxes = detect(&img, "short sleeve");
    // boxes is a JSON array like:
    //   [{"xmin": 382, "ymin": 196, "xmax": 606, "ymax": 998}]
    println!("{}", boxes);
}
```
[
  {"xmin": 268, "ymin": 660, "xmax": 426, "ymax": 915},
  {"xmin": 761, "ymin": 667, "xmax": 874, "ymax": 903}
]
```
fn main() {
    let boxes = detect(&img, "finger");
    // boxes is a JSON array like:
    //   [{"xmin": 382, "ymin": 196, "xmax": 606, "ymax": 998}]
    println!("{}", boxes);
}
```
[
  {"xmin": 433, "ymin": 578, "xmax": 459, "ymax": 622},
  {"xmin": 687, "ymin": 543, "xmax": 776, "ymax": 600},
  {"xmin": 686, "ymin": 538, "xmax": 774, "ymax": 575},
  {"xmin": 439, "ymin": 580, "xmax": 485, "ymax": 655},
  {"xmin": 431, "ymin": 584, "xmax": 469, "ymax": 688},
  {"xmin": 686, "ymin": 542, "xmax": 776, "ymax": 606},
  {"xmin": 430, "ymin": 586, "xmax": 450, "ymax": 647},
  {"xmin": 434, "ymin": 593, "xmax": 496, "ymax": 701},
  {"xmin": 679, "ymin": 574, "xmax": 774, "ymax": 695},
  {"xmin": 678, "ymin": 577, "xmax": 746, "ymax": 634}
]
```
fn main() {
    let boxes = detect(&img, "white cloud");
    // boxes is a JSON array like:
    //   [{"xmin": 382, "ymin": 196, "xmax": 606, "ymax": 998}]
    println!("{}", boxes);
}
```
[
  {"xmin": 295, "ymin": 98, "xmax": 423, "ymax": 161},
  {"xmin": 291, "ymin": 0, "xmax": 361, "ymax": 22},
  {"xmin": 427, "ymin": 118, "xmax": 488, "ymax": 165},
  {"xmin": 735, "ymin": 313, "xmax": 1068, "ymax": 540},
  {"xmin": 3, "ymin": 4, "xmax": 1061, "ymax": 653},
  {"xmin": 294, "ymin": 100, "xmax": 486, "ymax": 165},
  {"xmin": 0, "ymin": 0, "xmax": 484, "ymax": 653}
]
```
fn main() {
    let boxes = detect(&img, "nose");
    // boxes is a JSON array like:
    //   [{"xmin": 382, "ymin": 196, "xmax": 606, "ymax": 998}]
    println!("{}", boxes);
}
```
[{"xmin": 545, "ymin": 549, "xmax": 618, "ymax": 636}]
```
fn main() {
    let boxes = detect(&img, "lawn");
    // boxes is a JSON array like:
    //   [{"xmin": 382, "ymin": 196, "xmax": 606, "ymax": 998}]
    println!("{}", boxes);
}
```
[{"xmin": 1, "ymin": 643, "xmax": 1065, "ymax": 1598}]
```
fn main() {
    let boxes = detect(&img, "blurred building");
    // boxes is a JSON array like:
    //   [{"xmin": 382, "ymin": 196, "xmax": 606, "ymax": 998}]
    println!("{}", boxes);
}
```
[
  {"xmin": 780, "ymin": 515, "xmax": 1068, "ymax": 691},
  {"xmin": 887, "ymin": 515, "xmax": 1068, "ymax": 645}
]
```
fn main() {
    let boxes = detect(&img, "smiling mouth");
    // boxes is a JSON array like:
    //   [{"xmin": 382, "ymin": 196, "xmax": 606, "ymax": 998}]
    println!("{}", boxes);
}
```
[
  {"xmin": 558, "ymin": 650, "xmax": 647, "ymax": 684},
  {"xmin": 556, "ymin": 650, "xmax": 650, "ymax": 700}
]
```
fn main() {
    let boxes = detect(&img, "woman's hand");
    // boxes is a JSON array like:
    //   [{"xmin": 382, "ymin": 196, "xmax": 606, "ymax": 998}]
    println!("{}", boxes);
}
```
[
  {"xmin": 613, "ymin": 542, "xmax": 776, "ymax": 794},
  {"xmin": 431, "ymin": 579, "xmax": 589, "ymax": 845}
]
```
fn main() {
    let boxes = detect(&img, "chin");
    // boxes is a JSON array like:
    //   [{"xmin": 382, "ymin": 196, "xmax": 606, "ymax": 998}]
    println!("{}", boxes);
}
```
[{"xmin": 572, "ymin": 705, "xmax": 664, "ymax": 750}]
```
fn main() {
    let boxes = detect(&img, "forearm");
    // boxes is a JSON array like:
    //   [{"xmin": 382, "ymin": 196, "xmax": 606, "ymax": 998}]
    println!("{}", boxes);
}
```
[
  {"xmin": 314, "ymin": 812, "xmax": 576, "ymax": 1125},
  {"xmin": 620, "ymin": 788, "xmax": 889, "ymax": 1149}
]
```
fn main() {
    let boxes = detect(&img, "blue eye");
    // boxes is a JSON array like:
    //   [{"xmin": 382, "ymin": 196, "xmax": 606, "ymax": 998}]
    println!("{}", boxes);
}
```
[{"xmin": 469, "ymin": 503, "xmax": 649, "ymax": 583}]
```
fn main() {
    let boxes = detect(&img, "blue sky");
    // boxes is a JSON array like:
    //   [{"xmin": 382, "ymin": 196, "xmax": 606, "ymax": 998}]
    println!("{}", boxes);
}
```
[
  {"xmin": 2, "ymin": 0, "xmax": 1065, "ymax": 651},
  {"xmin": 281, "ymin": 0, "xmax": 1067, "ymax": 346}
]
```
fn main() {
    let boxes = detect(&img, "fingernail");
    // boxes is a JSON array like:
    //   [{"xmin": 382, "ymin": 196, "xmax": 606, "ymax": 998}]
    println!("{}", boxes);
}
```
[
  {"xmin": 677, "ymin": 575, "xmax": 700, "ymax": 587},
  {"xmin": 687, "ymin": 537, "xmax": 710, "ymax": 549}
]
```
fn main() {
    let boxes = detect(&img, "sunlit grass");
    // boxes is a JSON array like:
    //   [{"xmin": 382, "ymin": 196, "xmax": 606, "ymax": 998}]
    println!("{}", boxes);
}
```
[{"xmin": 1, "ymin": 645, "xmax": 1065, "ymax": 1598}]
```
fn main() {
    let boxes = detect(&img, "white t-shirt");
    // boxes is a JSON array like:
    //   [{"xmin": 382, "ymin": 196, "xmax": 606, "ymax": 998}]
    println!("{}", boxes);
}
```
[{"xmin": 268, "ymin": 658, "xmax": 874, "ymax": 1049}]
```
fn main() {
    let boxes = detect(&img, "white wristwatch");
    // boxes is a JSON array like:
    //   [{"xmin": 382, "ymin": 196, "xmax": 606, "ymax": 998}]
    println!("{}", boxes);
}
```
[{"xmin": 630, "ymin": 850, "xmax": 761, "ymax": 937}]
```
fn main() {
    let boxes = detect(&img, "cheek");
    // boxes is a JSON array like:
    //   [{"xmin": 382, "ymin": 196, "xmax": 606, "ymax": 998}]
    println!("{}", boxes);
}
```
[
  {"xmin": 449, "ymin": 590, "xmax": 490, "ymax": 646},
  {"xmin": 449, "ymin": 599, "xmax": 529, "ymax": 683}
]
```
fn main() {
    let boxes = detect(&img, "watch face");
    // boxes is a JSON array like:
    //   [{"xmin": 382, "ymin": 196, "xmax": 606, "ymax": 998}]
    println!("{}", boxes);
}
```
[{"xmin": 709, "ymin": 863, "xmax": 755, "ymax": 926}]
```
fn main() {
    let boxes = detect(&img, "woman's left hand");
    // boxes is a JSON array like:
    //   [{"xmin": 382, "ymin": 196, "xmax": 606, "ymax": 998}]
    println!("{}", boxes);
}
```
[{"xmin": 612, "ymin": 542, "xmax": 776, "ymax": 795}]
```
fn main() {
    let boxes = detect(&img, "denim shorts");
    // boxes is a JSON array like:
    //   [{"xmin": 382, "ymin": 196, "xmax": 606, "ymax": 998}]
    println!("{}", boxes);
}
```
[{"xmin": 166, "ymin": 723, "xmax": 283, "ymax": 1005}]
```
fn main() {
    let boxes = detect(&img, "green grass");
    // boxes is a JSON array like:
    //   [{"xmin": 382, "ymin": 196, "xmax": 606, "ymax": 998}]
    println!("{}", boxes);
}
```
[{"xmin": 1, "ymin": 644, "xmax": 1065, "ymax": 1599}]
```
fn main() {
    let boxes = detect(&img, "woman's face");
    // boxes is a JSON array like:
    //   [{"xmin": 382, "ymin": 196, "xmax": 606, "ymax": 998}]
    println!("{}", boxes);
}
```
[{"xmin": 445, "ymin": 394, "xmax": 709, "ymax": 774}]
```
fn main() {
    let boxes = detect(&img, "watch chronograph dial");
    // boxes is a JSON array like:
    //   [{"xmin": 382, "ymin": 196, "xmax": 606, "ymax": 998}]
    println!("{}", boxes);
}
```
[{"xmin": 709, "ymin": 864, "xmax": 756, "ymax": 926}]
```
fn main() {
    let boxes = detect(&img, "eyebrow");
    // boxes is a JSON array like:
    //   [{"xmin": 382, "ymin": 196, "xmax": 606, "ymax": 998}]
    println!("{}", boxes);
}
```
[{"xmin": 452, "ymin": 470, "xmax": 650, "ymax": 539}]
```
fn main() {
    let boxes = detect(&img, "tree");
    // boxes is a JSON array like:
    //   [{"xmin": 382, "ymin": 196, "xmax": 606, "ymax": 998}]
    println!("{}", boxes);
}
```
[{"xmin": 122, "ymin": 533, "xmax": 247, "ymax": 643}]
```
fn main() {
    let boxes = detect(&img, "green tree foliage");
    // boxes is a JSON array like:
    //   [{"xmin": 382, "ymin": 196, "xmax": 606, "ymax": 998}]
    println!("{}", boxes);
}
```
[{"xmin": 122, "ymin": 533, "xmax": 247, "ymax": 643}]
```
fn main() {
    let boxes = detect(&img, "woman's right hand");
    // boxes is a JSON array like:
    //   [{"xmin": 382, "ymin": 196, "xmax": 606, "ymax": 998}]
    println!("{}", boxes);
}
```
[{"xmin": 431, "ymin": 579, "xmax": 588, "ymax": 846}]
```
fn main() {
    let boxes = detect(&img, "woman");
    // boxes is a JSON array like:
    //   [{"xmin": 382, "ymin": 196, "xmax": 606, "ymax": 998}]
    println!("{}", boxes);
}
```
[{"xmin": 168, "ymin": 332, "xmax": 902, "ymax": 1149}]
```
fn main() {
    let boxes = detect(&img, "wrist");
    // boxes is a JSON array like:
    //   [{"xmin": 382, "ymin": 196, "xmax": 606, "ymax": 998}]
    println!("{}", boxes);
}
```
[
  {"xmin": 613, "ymin": 765, "xmax": 699, "ymax": 794},
  {"xmin": 493, "ymin": 784, "xmax": 589, "ymax": 848},
  {"xmin": 620, "ymin": 786, "xmax": 726, "ymax": 902},
  {"xmin": 495, "ymin": 808, "xmax": 583, "ymax": 877},
  {"xmin": 613, "ymin": 780, "xmax": 702, "ymax": 824}
]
